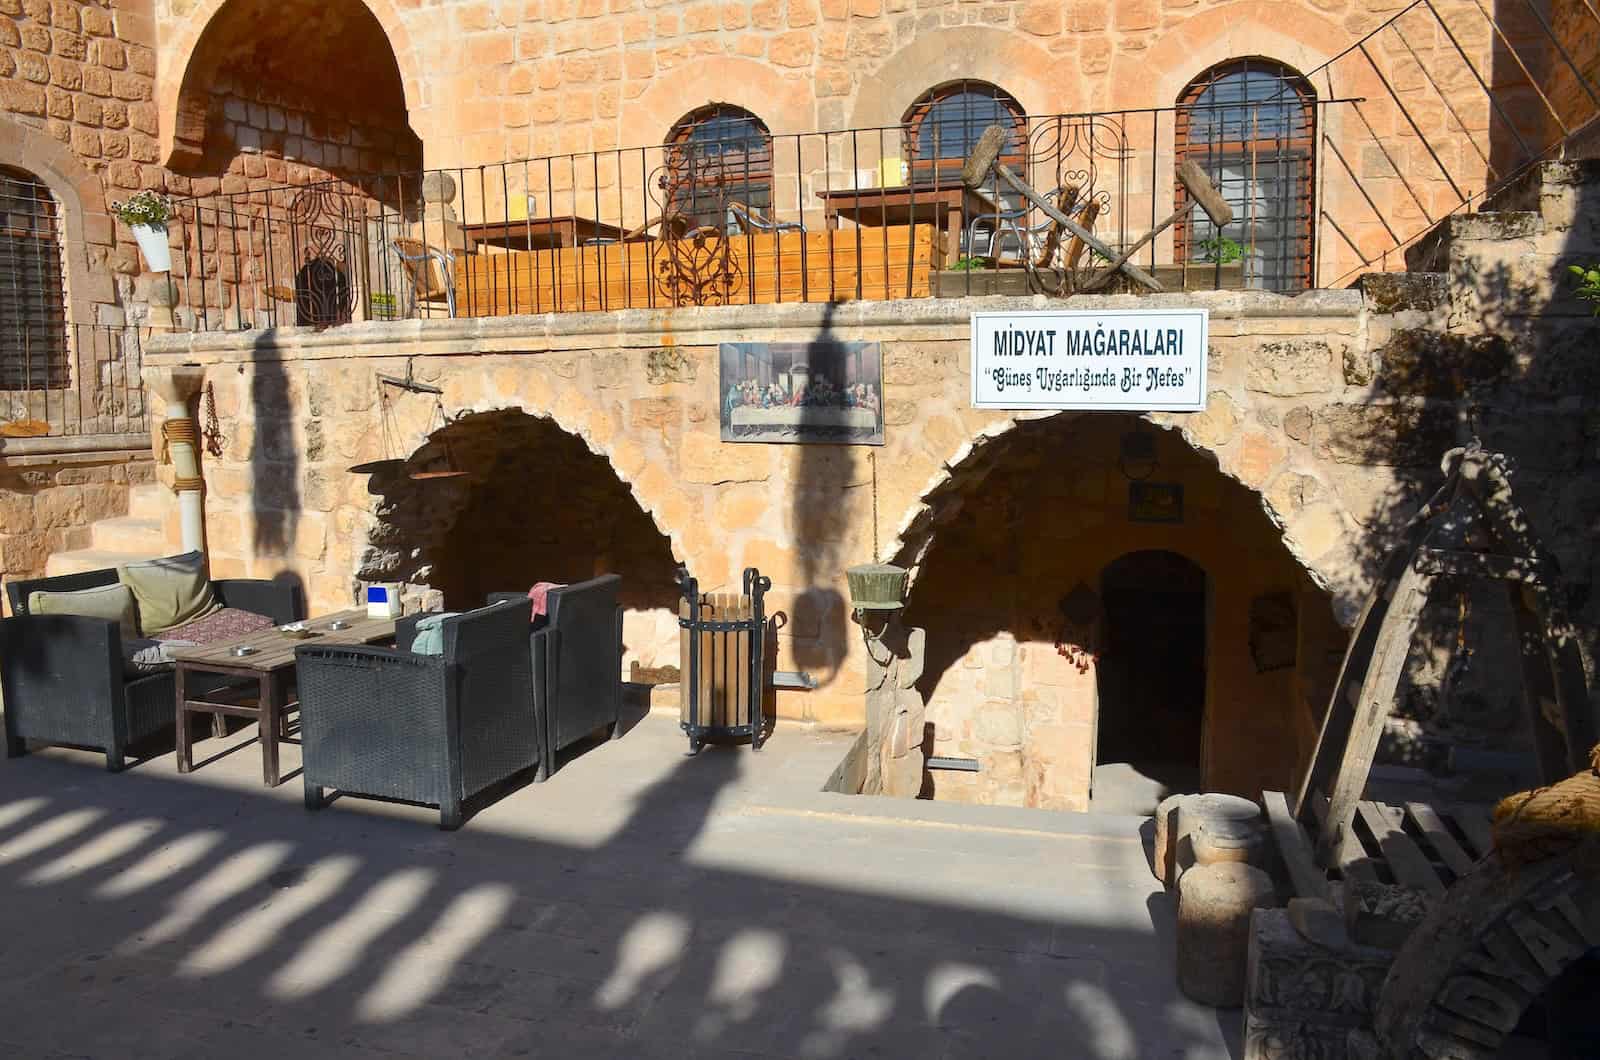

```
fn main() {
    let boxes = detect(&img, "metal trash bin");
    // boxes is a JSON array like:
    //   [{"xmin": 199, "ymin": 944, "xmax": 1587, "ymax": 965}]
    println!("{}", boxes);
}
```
[{"xmin": 677, "ymin": 567, "xmax": 770, "ymax": 753}]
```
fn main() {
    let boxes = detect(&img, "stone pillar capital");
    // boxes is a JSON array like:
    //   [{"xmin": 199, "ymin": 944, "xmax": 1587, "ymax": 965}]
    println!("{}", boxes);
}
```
[{"xmin": 142, "ymin": 364, "xmax": 205, "ymax": 408}]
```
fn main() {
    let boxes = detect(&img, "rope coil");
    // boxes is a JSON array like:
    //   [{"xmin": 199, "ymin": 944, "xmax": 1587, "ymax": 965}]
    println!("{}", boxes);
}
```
[{"xmin": 1491, "ymin": 743, "xmax": 1600, "ymax": 868}]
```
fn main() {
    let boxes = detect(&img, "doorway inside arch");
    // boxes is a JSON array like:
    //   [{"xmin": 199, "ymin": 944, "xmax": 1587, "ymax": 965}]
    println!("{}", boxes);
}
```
[{"xmin": 1092, "ymin": 550, "xmax": 1207, "ymax": 814}]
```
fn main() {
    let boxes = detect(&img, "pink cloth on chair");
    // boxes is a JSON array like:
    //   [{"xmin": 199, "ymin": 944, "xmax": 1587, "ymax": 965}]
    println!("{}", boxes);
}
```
[{"xmin": 527, "ymin": 582, "xmax": 566, "ymax": 620}]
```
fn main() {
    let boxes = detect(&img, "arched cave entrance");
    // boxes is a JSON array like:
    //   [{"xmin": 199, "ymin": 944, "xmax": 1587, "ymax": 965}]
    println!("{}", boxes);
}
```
[
  {"xmin": 359, "ymin": 410, "xmax": 683, "ymax": 679},
  {"xmin": 1094, "ymin": 550, "xmax": 1207, "ymax": 813},
  {"xmin": 171, "ymin": 0, "xmax": 421, "ymax": 179},
  {"xmin": 899, "ymin": 413, "xmax": 1341, "ymax": 814}
]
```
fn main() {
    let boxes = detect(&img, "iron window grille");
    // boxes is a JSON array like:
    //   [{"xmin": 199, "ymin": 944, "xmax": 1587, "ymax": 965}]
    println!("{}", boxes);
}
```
[
  {"xmin": 665, "ymin": 105, "xmax": 775, "ymax": 232},
  {"xmin": 0, "ymin": 167, "xmax": 70, "ymax": 389},
  {"xmin": 1175, "ymin": 58, "xmax": 1317, "ymax": 293},
  {"xmin": 903, "ymin": 82, "xmax": 1028, "ymax": 254}
]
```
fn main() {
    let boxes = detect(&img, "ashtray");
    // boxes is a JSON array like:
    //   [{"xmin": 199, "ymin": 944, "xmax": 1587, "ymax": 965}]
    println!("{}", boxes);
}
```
[
  {"xmin": 328, "ymin": 619, "xmax": 352, "ymax": 631},
  {"xmin": 231, "ymin": 645, "xmax": 259, "ymax": 657}
]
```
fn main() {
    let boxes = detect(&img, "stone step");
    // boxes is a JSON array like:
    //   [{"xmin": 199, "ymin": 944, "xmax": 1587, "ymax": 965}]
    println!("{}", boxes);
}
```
[
  {"xmin": 1358, "ymin": 272, "xmax": 1447, "ymax": 314},
  {"xmin": 1403, "ymin": 209, "xmax": 1542, "ymax": 273},
  {"xmin": 91, "ymin": 515, "xmax": 165, "ymax": 554},
  {"xmin": 45, "ymin": 548, "xmax": 150, "ymax": 578},
  {"xmin": 126, "ymin": 483, "xmax": 166, "ymax": 522}
]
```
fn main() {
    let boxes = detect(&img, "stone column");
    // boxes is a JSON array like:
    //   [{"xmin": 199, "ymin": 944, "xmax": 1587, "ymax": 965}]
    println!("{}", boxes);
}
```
[
  {"xmin": 142, "ymin": 365, "xmax": 207, "ymax": 554},
  {"xmin": 136, "ymin": 274, "xmax": 179, "ymax": 333},
  {"xmin": 859, "ymin": 610, "xmax": 928, "ymax": 798}
]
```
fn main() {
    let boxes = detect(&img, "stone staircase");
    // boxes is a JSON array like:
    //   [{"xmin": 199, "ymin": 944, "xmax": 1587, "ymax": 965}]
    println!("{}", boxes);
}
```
[
  {"xmin": 45, "ymin": 482, "xmax": 171, "ymax": 577},
  {"xmin": 1403, "ymin": 157, "xmax": 1600, "ymax": 326}
]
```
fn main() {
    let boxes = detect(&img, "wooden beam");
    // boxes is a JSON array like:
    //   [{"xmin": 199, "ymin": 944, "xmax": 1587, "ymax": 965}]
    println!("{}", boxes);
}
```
[
  {"xmin": 1310, "ymin": 792, "xmax": 1379, "ymax": 882},
  {"xmin": 1314, "ymin": 562, "xmax": 1436, "ymax": 869},
  {"xmin": 1403, "ymin": 801, "xmax": 1476, "ymax": 877},
  {"xmin": 1264, "ymin": 790, "xmax": 1330, "ymax": 901},
  {"xmin": 1293, "ymin": 487, "xmax": 1446, "ymax": 827},
  {"xmin": 1357, "ymin": 801, "xmax": 1447, "ymax": 896},
  {"xmin": 1449, "ymin": 805, "xmax": 1496, "ymax": 861}
]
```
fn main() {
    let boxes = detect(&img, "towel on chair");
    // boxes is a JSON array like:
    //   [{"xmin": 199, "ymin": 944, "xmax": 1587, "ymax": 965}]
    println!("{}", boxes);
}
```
[{"xmin": 528, "ymin": 582, "xmax": 566, "ymax": 621}]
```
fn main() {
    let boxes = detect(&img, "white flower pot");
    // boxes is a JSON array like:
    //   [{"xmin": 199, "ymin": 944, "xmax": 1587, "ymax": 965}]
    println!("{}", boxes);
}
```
[{"xmin": 129, "ymin": 222, "xmax": 171, "ymax": 273}]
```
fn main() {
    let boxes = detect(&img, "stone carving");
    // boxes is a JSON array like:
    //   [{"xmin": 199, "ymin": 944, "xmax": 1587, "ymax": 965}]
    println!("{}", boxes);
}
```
[
  {"xmin": 1377, "ymin": 841, "xmax": 1599, "ymax": 1059},
  {"xmin": 860, "ymin": 610, "xmax": 928, "ymax": 799},
  {"xmin": 1245, "ymin": 909, "xmax": 1396, "ymax": 1060}
]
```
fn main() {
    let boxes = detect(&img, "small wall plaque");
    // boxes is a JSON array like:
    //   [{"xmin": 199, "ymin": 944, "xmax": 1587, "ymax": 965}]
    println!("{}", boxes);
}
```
[{"xmin": 1129, "ymin": 482, "xmax": 1183, "ymax": 523}]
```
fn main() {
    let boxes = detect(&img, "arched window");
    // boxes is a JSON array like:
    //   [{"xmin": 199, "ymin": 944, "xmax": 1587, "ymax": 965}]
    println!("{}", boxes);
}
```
[
  {"xmin": 1176, "ymin": 59, "xmax": 1316, "ymax": 292},
  {"xmin": 903, "ymin": 82, "xmax": 1026, "ymax": 186},
  {"xmin": 665, "ymin": 105, "xmax": 774, "ymax": 231},
  {"xmin": 0, "ymin": 166, "xmax": 69, "ymax": 388}
]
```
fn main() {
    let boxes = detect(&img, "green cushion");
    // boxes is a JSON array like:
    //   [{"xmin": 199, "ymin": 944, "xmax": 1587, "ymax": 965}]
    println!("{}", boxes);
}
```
[
  {"xmin": 410, "ymin": 612, "xmax": 460, "ymax": 657},
  {"xmin": 117, "ymin": 551, "xmax": 220, "ymax": 636},
  {"xmin": 28, "ymin": 583, "xmax": 138, "ymax": 638}
]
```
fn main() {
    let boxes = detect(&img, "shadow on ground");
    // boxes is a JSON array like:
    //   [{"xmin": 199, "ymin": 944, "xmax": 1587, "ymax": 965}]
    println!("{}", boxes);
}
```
[{"xmin": 0, "ymin": 722, "xmax": 1240, "ymax": 1060}]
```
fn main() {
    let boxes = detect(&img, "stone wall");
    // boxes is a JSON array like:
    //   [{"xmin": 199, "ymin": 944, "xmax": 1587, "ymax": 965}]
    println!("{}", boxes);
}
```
[
  {"xmin": 144, "ymin": 269, "xmax": 1600, "ymax": 809},
  {"xmin": 903, "ymin": 414, "xmax": 1331, "ymax": 810},
  {"xmin": 0, "ymin": 441, "xmax": 155, "ymax": 598},
  {"xmin": 0, "ymin": 0, "xmax": 160, "ymax": 325}
]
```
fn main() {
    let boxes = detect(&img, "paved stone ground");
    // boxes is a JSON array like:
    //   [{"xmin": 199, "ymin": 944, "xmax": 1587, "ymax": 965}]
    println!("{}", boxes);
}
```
[{"xmin": 0, "ymin": 708, "xmax": 1242, "ymax": 1059}]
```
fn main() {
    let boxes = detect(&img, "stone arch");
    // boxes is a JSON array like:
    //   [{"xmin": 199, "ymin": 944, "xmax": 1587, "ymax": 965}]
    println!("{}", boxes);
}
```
[
  {"xmin": 1376, "ymin": 836, "xmax": 1600, "ymax": 1057},
  {"xmin": 891, "ymin": 410, "xmax": 1363, "ymax": 615},
  {"xmin": 359, "ymin": 407, "xmax": 685, "ymax": 673},
  {"xmin": 1108, "ymin": 1, "xmax": 1354, "ymax": 111},
  {"xmin": 0, "ymin": 114, "xmax": 115, "ymax": 331},
  {"xmin": 159, "ymin": 0, "xmax": 423, "ymax": 173},
  {"xmin": 621, "ymin": 58, "xmax": 813, "ymax": 143},
  {"xmin": 892, "ymin": 411, "xmax": 1346, "ymax": 809},
  {"xmin": 848, "ymin": 28, "xmax": 1063, "ymax": 132}
]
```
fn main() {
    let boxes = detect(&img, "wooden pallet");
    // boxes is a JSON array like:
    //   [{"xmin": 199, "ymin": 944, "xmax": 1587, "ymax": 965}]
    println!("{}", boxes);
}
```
[{"xmin": 1264, "ymin": 789, "xmax": 1495, "ymax": 903}]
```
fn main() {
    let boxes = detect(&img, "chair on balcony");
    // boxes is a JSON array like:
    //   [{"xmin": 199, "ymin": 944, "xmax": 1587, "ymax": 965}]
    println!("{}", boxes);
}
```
[
  {"xmin": 392, "ymin": 237, "xmax": 458, "ymax": 318},
  {"xmin": 965, "ymin": 186, "xmax": 1093, "ymax": 268},
  {"xmin": 726, "ymin": 201, "xmax": 804, "ymax": 236}
]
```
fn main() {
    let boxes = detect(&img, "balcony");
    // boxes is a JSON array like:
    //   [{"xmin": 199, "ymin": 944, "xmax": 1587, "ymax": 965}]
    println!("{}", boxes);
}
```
[{"xmin": 171, "ymin": 91, "xmax": 1407, "ymax": 334}]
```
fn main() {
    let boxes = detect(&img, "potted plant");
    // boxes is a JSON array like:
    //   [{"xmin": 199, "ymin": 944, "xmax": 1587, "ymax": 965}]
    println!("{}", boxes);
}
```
[{"xmin": 112, "ymin": 190, "xmax": 174, "ymax": 273}]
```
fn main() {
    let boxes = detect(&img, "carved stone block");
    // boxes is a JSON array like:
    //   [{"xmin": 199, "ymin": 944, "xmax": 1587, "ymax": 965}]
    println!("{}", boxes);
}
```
[{"xmin": 1244, "ymin": 909, "xmax": 1395, "ymax": 1060}]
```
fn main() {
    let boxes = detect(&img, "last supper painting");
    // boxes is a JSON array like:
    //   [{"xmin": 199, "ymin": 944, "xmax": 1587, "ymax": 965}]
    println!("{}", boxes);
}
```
[{"xmin": 719, "ymin": 341, "xmax": 885, "ymax": 445}]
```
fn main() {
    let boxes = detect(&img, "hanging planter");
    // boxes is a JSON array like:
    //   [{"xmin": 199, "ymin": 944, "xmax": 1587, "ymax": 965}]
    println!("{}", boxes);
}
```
[{"xmin": 111, "ymin": 190, "xmax": 175, "ymax": 273}]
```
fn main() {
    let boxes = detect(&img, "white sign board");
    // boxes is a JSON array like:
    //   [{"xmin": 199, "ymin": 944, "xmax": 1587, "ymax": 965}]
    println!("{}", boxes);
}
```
[{"xmin": 970, "ymin": 307, "xmax": 1209, "ymax": 411}]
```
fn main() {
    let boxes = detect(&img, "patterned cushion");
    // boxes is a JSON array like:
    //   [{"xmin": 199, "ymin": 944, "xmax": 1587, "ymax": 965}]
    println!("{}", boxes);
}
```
[{"xmin": 160, "ymin": 607, "xmax": 275, "ymax": 646}]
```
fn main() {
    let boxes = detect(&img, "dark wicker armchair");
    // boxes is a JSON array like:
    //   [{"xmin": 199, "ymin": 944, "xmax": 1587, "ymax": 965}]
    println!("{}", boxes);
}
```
[
  {"xmin": 0, "ymin": 566, "xmax": 303, "ymax": 771},
  {"xmin": 294, "ymin": 600, "xmax": 536, "ymax": 829},
  {"xmin": 489, "ymin": 574, "xmax": 624, "ymax": 782}
]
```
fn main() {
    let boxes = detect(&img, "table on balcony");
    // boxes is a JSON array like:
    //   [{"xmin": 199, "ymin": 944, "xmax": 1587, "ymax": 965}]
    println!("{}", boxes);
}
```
[
  {"xmin": 461, "ymin": 215, "xmax": 629, "ymax": 251},
  {"xmin": 818, "ymin": 185, "xmax": 996, "ymax": 266}
]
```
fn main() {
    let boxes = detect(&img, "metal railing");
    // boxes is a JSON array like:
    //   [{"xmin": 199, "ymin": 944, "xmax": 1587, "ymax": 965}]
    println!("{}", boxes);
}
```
[
  {"xmin": 165, "ymin": 0, "xmax": 1599, "ymax": 331},
  {"xmin": 0, "ymin": 323, "xmax": 148, "ymax": 439},
  {"xmin": 171, "ymin": 96, "xmax": 1355, "ymax": 332}
]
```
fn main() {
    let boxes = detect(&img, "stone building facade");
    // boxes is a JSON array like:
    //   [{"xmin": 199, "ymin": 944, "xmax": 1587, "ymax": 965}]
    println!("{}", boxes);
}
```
[
  {"xmin": 146, "ymin": 148, "xmax": 1600, "ymax": 810},
  {"xmin": 4, "ymin": 0, "xmax": 1599, "ymax": 810}
]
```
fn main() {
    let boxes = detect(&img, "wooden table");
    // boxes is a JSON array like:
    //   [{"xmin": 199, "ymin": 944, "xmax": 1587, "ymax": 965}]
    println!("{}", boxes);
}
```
[
  {"xmin": 461, "ymin": 215, "xmax": 628, "ymax": 250},
  {"xmin": 170, "ymin": 609, "xmax": 397, "ymax": 787},
  {"xmin": 817, "ymin": 185, "xmax": 996, "ymax": 265}
]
